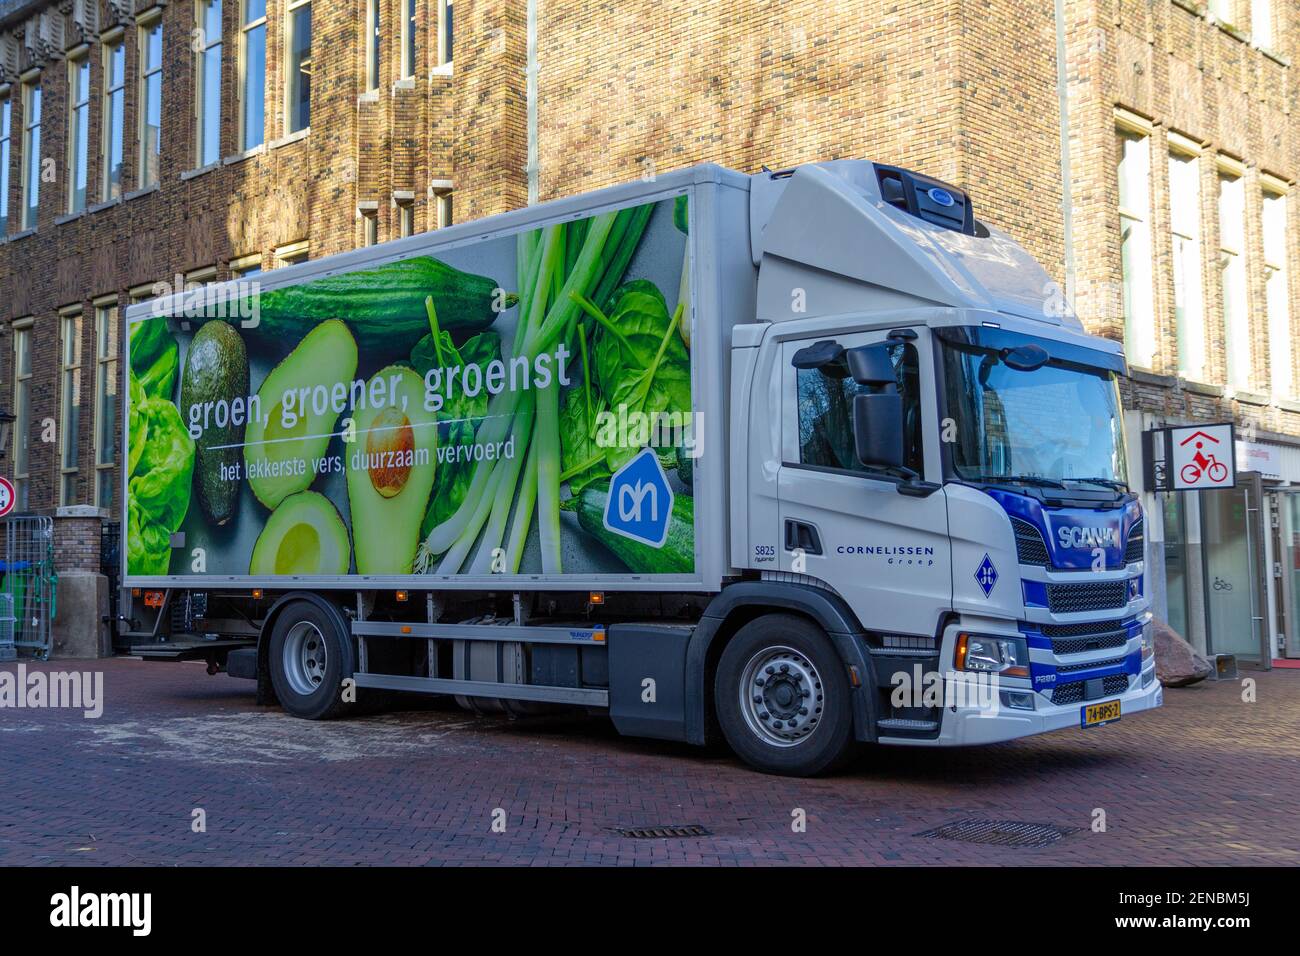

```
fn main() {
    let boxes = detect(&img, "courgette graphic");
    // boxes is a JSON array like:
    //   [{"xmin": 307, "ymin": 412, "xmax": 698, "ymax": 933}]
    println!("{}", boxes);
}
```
[
  {"xmin": 227, "ymin": 257, "xmax": 514, "ymax": 357},
  {"xmin": 565, "ymin": 480, "xmax": 694, "ymax": 574}
]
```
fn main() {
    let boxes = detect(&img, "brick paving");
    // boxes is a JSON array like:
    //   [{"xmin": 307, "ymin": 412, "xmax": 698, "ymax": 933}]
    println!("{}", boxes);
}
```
[{"xmin": 0, "ymin": 658, "xmax": 1296, "ymax": 866}]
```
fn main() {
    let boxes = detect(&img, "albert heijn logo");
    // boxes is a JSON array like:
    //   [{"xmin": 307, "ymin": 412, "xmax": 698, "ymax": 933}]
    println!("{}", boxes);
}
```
[{"xmin": 603, "ymin": 447, "xmax": 674, "ymax": 548}]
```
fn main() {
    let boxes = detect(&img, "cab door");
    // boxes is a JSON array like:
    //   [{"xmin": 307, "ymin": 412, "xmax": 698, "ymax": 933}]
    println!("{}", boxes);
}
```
[{"xmin": 773, "ymin": 326, "xmax": 952, "ymax": 638}]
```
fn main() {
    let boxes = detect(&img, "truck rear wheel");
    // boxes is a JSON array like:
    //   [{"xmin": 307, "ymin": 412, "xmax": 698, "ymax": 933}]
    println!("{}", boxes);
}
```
[
  {"xmin": 267, "ymin": 600, "xmax": 356, "ymax": 720},
  {"xmin": 714, "ymin": 614, "xmax": 856, "ymax": 776}
]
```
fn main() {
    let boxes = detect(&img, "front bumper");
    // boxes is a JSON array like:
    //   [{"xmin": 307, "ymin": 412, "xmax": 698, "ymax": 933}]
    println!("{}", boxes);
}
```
[{"xmin": 878, "ymin": 657, "xmax": 1163, "ymax": 747}]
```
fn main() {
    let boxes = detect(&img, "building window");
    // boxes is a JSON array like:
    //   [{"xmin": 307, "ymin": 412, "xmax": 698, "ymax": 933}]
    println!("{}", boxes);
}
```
[
  {"xmin": 1263, "ymin": 189, "xmax": 1290, "ymax": 397},
  {"xmin": 435, "ymin": 188, "xmax": 453, "ymax": 228},
  {"xmin": 397, "ymin": 200, "xmax": 414, "ymax": 237},
  {"xmin": 67, "ymin": 53, "xmax": 91, "ymax": 214},
  {"xmin": 138, "ymin": 16, "xmax": 163, "ymax": 189},
  {"xmin": 1168, "ymin": 149, "xmax": 1205, "ymax": 381},
  {"xmin": 275, "ymin": 240, "xmax": 309, "ymax": 266},
  {"xmin": 1117, "ymin": 128, "xmax": 1154, "ymax": 368},
  {"xmin": 1252, "ymin": 0, "xmax": 1274, "ymax": 49},
  {"xmin": 402, "ymin": 0, "xmax": 417, "ymax": 77},
  {"xmin": 93, "ymin": 300, "xmax": 120, "ymax": 509},
  {"xmin": 102, "ymin": 35, "xmax": 126, "ymax": 201},
  {"xmin": 438, "ymin": 0, "xmax": 453, "ymax": 67},
  {"xmin": 1209, "ymin": 0, "xmax": 1237, "ymax": 28},
  {"xmin": 60, "ymin": 309, "xmax": 84, "ymax": 506},
  {"xmin": 286, "ymin": 0, "xmax": 312, "ymax": 134},
  {"xmin": 366, "ymin": 0, "xmax": 381, "ymax": 91},
  {"xmin": 1218, "ymin": 168, "xmax": 1249, "ymax": 390},
  {"xmin": 362, "ymin": 209, "xmax": 378, "ymax": 246},
  {"xmin": 197, "ymin": 0, "xmax": 223, "ymax": 167},
  {"xmin": 1, "ymin": 94, "xmax": 12, "ymax": 234},
  {"xmin": 12, "ymin": 320, "xmax": 32, "ymax": 509},
  {"xmin": 20, "ymin": 79, "xmax": 41, "ymax": 230},
  {"xmin": 240, "ymin": 0, "xmax": 267, "ymax": 150},
  {"xmin": 230, "ymin": 253, "xmax": 262, "ymax": 277}
]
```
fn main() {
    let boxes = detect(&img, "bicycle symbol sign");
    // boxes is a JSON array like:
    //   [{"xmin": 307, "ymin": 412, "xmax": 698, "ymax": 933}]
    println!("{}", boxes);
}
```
[{"xmin": 1169, "ymin": 424, "xmax": 1236, "ymax": 491}]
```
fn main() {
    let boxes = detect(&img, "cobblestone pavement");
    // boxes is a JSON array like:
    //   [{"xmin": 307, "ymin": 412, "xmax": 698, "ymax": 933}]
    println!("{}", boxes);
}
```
[{"xmin": 1, "ymin": 658, "xmax": 1296, "ymax": 865}]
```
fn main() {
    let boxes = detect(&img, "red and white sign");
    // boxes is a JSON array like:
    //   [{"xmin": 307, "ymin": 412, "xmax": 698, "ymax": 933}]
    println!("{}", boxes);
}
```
[
  {"xmin": 1170, "ymin": 423, "xmax": 1236, "ymax": 490},
  {"xmin": 0, "ymin": 476, "xmax": 14, "ymax": 518}
]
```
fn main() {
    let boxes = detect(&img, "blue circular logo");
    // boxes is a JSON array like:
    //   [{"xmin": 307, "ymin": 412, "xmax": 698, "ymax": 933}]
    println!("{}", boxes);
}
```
[{"xmin": 928, "ymin": 187, "xmax": 956, "ymax": 207}]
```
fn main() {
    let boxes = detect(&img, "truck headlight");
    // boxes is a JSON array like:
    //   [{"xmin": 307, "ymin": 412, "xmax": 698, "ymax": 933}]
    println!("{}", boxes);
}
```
[
  {"xmin": 955, "ymin": 633, "xmax": 1030, "ymax": 678},
  {"xmin": 1140, "ymin": 614, "xmax": 1155, "ymax": 661}
]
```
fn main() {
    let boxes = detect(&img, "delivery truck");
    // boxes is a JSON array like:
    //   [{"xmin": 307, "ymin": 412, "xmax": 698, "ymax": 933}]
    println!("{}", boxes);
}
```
[{"xmin": 121, "ymin": 159, "xmax": 1162, "ymax": 776}]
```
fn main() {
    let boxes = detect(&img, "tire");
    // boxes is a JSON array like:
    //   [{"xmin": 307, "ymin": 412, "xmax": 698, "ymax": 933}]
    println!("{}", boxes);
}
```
[
  {"xmin": 714, "ymin": 614, "xmax": 856, "ymax": 776},
  {"xmin": 267, "ymin": 599, "xmax": 356, "ymax": 720}
]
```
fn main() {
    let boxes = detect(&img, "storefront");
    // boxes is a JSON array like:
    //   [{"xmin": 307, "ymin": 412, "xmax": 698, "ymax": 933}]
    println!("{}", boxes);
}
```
[{"xmin": 1143, "ymin": 429, "xmax": 1300, "ymax": 668}]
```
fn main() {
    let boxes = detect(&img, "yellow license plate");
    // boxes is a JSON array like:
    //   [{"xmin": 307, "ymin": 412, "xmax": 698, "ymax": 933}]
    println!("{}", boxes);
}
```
[{"xmin": 1081, "ymin": 699, "xmax": 1121, "ymax": 728}]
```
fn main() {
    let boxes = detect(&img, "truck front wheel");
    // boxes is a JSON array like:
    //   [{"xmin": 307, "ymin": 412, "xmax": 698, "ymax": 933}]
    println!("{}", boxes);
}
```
[
  {"xmin": 714, "ymin": 614, "xmax": 856, "ymax": 776},
  {"xmin": 267, "ymin": 600, "xmax": 356, "ymax": 720}
]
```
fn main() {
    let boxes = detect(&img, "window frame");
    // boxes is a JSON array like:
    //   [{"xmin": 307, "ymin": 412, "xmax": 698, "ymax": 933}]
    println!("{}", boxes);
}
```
[
  {"xmin": 285, "ymin": 0, "xmax": 312, "ymax": 135},
  {"xmin": 1167, "ymin": 143, "xmax": 1206, "ymax": 382},
  {"xmin": 1216, "ymin": 160, "xmax": 1249, "ymax": 390},
  {"xmin": 436, "ymin": 0, "xmax": 453, "ymax": 70},
  {"xmin": 195, "ymin": 0, "xmax": 224, "ymax": 168},
  {"xmin": 275, "ymin": 239, "xmax": 309, "ymax": 266},
  {"xmin": 59, "ymin": 306, "xmax": 85, "ymax": 507},
  {"xmin": 366, "ymin": 0, "xmax": 382, "ymax": 91},
  {"xmin": 12, "ymin": 317, "xmax": 33, "ymax": 509},
  {"xmin": 396, "ymin": 198, "xmax": 414, "ymax": 237},
  {"xmin": 401, "ymin": 0, "xmax": 418, "ymax": 78},
  {"xmin": 0, "ymin": 91, "xmax": 11, "ymax": 234},
  {"xmin": 434, "ymin": 186, "xmax": 453, "ymax": 228},
  {"xmin": 239, "ymin": 0, "xmax": 267, "ymax": 151},
  {"xmin": 1262, "ymin": 184, "xmax": 1291, "ymax": 397},
  {"xmin": 137, "ymin": 11, "xmax": 164, "ymax": 189},
  {"xmin": 92, "ymin": 297, "xmax": 120, "ymax": 509},
  {"xmin": 66, "ymin": 50, "xmax": 91, "ymax": 214},
  {"xmin": 20, "ymin": 75, "xmax": 41, "ymax": 230},
  {"xmin": 1251, "ymin": 0, "xmax": 1275, "ymax": 49},
  {"xmin": 101, "ymin": 31, "xmax": 127, "ymax": 201},
  {"xmin": 229, "ymin": 252, "xmax": 263, "ymax": 278},
  {"xmin": 1115, "ymin": 119, "xmax": 1155, "ymax": 369}
]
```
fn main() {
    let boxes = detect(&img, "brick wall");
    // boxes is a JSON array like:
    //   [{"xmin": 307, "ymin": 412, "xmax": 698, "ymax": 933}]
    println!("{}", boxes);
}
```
[{"xmin": 0, "ymin": 0, "xmax": 1296, "ymax": 541}]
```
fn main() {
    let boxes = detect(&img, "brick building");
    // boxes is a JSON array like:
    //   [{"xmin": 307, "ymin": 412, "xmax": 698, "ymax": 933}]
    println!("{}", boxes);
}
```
[{"xmin": 0, "ymin": 0, "xmax": 1294, "ymax": 659}]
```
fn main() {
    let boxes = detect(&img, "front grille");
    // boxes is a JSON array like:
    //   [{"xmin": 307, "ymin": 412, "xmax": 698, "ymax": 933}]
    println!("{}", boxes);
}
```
[
  {"xmin": 1011, "ymin": 516, "xmax": 1050, "ymax": 567},
  {"xmin": 1124, "ymin": 520, "xmax": 1145, "ymax": 564},
  {"xmin": 1058, "ymin": 655, "xmax": 1129, "ymax": 674},
  {"xmin": 1050, "ymin": 673, "xmax": 1130, "ymax": 705},
  {"xmin": 1040, "ymin": 620, "xmax": 1130, "ymax": 656},
  {"xmin": 1046, "ymin": 580, "xmax": 1128, "ymax": 613}
]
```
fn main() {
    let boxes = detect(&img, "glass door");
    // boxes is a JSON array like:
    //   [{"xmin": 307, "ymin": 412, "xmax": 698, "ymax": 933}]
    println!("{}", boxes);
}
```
[
  {"xmin": 1161, "ymin": 492, "xmax": 1189, "ymax": 638},
  {"xmin": 1273, "ymin": 489, "xmax": 1300, "ymax": 659},
  {"xmin": 1200, "ymin": 476, "xmax": 1269, "ymax": 666}
]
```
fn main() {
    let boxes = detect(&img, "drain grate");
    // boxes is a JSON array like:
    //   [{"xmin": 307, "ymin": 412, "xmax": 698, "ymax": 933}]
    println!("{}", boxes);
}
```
[
  {"xmin": 614, "ymin": 824, "xmax": 711, "ymax": 839},
  {"xmin": 915, "ymin": 819, "xmax": 1081, "ymax": 849}
]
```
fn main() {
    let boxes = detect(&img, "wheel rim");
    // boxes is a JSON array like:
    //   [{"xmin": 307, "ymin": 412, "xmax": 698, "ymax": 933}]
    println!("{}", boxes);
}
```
[
  {"xmin": 737, "ymin": 645, "xmax": 824, "ymax": 748},
  {"xmin": 282, "ymin": 621, "xmax": 328, "ymax": 697}
]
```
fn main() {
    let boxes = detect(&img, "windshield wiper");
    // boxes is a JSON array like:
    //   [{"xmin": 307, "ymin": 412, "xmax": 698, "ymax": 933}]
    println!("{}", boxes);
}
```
[
  {"xmin": 1068, "ymin": 476, "xmax": 1129, "ymax": 491},
  {"xmin": 966, "ymin": 474, "xmax": 1068, "ymax": 489}
]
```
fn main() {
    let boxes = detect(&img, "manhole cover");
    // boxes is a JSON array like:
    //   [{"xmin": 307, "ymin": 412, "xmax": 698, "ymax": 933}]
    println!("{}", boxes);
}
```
[
  {"xmin": 614, "ymin": 825, "xmax": 711, "ymax": 839},
  {"xmin": 915, "ymin": 819, "xmax": 1081, "ymax": 849}
]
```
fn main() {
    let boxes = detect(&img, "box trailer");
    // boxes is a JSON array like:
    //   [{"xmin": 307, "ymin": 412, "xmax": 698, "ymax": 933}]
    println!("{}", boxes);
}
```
[{"xmin": 122, "ymin": 160, "xmax": 1161, "ymax": 775}]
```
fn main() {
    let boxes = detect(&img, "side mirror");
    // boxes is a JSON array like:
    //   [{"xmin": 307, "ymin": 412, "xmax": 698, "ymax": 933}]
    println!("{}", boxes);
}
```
[{"xmin": 853, "ymin": 392, "xmax": 904, "ymax": 471}]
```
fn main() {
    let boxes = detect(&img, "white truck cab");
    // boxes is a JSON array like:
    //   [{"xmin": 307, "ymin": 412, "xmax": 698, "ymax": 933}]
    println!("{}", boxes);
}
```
[{"xmin": 729, "ymin": 160, "xmax": 1161, "ymax": 754}]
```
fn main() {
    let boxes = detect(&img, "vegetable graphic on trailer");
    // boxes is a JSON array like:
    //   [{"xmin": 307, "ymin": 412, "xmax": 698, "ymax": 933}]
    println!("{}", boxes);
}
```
[{"xmin": 1170, "ymin": 423, "xmax": 1236, "ymax": 490}]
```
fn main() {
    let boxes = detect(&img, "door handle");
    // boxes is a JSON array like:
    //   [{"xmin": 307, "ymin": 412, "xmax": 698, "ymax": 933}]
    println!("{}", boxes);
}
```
[{"xmin": 784, "ymin": 520, "xmax": 823, "ymax": 555}]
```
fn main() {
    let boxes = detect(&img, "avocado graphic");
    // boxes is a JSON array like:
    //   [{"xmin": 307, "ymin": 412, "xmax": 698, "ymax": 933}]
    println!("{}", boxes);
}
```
[
  {"xmin": 249, "ymin": 490, "xmax": 350, "ymax": 575},
  {"xmin": 244, "ymin": 319, "xmax": 358, "ymax": 510},
  {"xmin": 345, "ymin": 365, "xmax": 438, "ymax": 574},
  {"xmin": 180, "ymin": 321, "xmax": 249, "ymax": 525}
]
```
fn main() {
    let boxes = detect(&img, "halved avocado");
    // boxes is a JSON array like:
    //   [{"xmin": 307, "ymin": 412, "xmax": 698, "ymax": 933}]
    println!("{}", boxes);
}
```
[
  {"xmin": 345, "ymin": 365, "xmax": 437, "ymax": 574},
  {"xmin": 250, "ymin": 491, "xmax": 351, "ymax": 575},
  {"xmin": 244, "ymin": 319, "xmax": 359, "ymax": 509}
]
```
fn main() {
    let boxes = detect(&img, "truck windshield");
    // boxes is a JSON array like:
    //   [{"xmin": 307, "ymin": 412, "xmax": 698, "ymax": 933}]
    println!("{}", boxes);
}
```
[{"xmin": 941, "ymin": 340, "xmax": 1128, "ymax": 487}]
